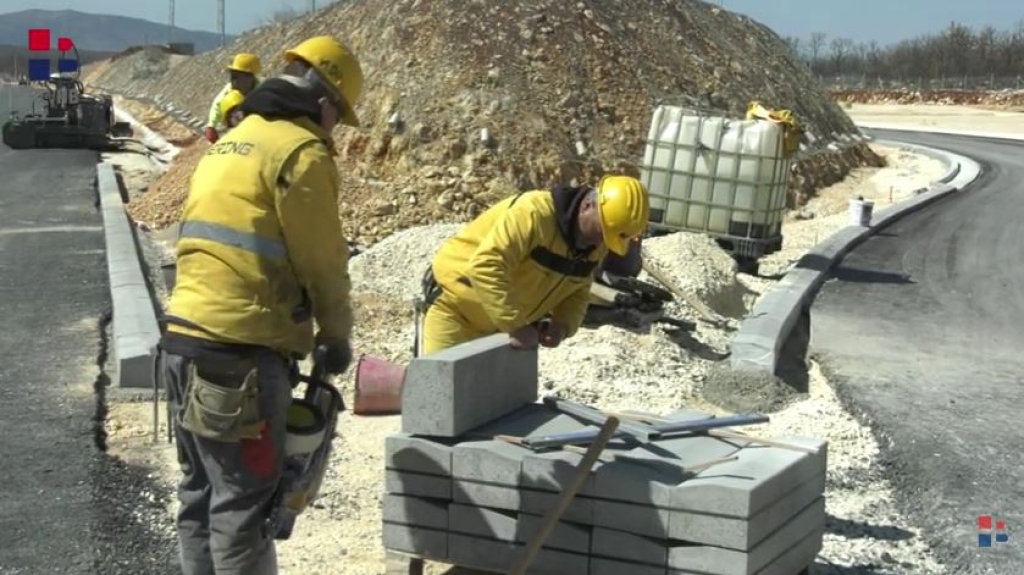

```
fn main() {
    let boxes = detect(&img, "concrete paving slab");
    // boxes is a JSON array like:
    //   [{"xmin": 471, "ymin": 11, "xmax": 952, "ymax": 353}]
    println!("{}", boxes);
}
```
[
  {"xmin": 385, "ymin": 470, "xmax": 452, "ymax": 500},
  {"xmin": 401, "ymin": 333, "xmax": 538, "ymax": 437},
  {"xmin": 520, "ymin": 488, "xmax": 595, "ymax": 524},
  {"xmin": 448, "ymin": 533, "xmax": 589, "ymax": 575},
  {"xmin": 591, "ymin": 558, "xmax": 667, "ymax": 575},
  {"xmin": 668, "ymin": 497, "xmax": 825, "ymax": 574},
  {"xmin": 448, "ymin": 504, "xmax": 590, "ymax": 553},
  {"xmin": 591, "ymin": 527, "xmax": 667, "ymax": 566},
  {"xmin": 385, "ymin": 434, "xmax": 454, "ymax": 476},
  {"xmin": 668, "ymin": 437, "xmax": 827, "ymax": 517},
  {"xmin": 449, "ymin": 479, "xmax": 594, "ymax": 523},
  {"xmin": 668, "ymin": 473, "xmax": 825, "ymax": 551},
  {"xmin": 593, "ymin": 499, "xmax": 670, "ymax": 539},
  {"xmin": 521, "ymin": 448, "xmax": 600, "ymax": 497},
  {"xmin": 667, "ymin": 526, "xmax": 822, "ymax": 575},
  {"xmin": 383, "ymin": 523, "xmax": 448, "ymax": 561},
  {"xmin": 452, "ymin": 439, "xmax": 529, "ymax": 485},
  {"xmin": 467, "ymin": 402, "xmax": 588, "ymax": 438},
  {"xmin": 382, "ymin": 494, "xmax": 449, "ymax": 530},
  {"xmin": 452, "ymin": 480, "xmax": 520, "ymax": 511}
]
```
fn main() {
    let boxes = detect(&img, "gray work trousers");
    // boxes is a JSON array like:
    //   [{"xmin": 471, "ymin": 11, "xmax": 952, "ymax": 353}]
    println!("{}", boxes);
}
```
[{"xmin": 159, "ymin": 348, "xmax": 293, "ymax": 575}]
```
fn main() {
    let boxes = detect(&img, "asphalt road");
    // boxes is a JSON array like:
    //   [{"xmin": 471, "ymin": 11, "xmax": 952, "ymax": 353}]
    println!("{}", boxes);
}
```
[
  {"xmin": 812, "ymin": 129, "xmax": 1024, "ymax": 574},
  {"xmin": 0, "ymin": 85, "xmax": 176, "ymax": 573}
]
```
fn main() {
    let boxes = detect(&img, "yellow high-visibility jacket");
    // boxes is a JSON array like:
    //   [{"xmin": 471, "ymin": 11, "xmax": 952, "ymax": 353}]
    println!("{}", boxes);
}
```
[
  {"xmin": 165, "ymin": 113, "xmax": 351, "ymax": 358},
  {"xmin": 205, "ymin": 79, "xmax": 263, "ymax": 131},
  {"xmin": 431, "ymin": 188, "xmax": 607, "ymax": 338}
]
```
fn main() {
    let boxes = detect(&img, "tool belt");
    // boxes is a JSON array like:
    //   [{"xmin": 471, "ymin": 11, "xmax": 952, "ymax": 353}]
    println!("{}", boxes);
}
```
[
  {"xmin": 158, "ymin": 313, "xmax": 268, "ymax": 443},
  {"xmin": 180, "ymin": 357, "xmax": 265, "ymax": 442}
]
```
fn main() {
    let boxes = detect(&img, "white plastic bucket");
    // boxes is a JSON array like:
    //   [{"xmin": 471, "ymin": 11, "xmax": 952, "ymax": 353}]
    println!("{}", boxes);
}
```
[{"xmin": 848, "ymin": 197, "xmax": 874, "ymax": 227}]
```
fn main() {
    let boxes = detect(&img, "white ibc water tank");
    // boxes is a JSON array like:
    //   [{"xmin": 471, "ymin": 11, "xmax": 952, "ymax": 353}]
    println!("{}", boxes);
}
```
[{"xmin": 640, "ymin": 105, "xmax": 791, "ymax": 240}]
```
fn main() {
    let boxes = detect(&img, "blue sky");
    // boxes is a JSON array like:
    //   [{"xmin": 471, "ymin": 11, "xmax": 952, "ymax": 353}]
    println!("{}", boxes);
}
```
[{"xmin": 2, "ymin": 0, "xmax": 1022, "ymax": 45}]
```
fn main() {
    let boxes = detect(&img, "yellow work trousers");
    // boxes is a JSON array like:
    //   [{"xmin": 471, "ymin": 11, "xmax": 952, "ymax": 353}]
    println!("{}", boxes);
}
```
[{"xmin": 420, "ymin": 292, "xmax": 496, "ymax": 355}]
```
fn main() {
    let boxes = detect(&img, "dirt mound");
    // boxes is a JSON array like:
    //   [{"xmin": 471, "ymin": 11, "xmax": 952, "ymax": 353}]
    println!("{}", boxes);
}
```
[
  {"xmin": 830, "ymin": 88, "xmax": 1024, "ymax": 108},
  {"xmin": 83, "ymin": 0, "xmax": 876, "ymax": 241},
  {"xmin": 125, "ymin": 142, "xmax": 207, "ymax": 228}
]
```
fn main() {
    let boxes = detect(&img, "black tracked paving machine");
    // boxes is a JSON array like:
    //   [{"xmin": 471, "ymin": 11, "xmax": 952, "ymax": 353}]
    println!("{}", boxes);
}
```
[{"xmin": 2, "ymin": 45, "xmax": 132, "ymax": 150}]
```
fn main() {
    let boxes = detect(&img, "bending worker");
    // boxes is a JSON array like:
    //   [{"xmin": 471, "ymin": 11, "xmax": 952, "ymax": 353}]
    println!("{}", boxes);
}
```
[
  {"xmin": 217, "ymin": 89, "xmax": 247, "ymax": 133},
  {"xmin": 204, "ymin": 52, "xmax": 263, "ymax": 143},
  {"xmin": 157, "ymin": 35, "xmax": 363, "ymax": 575},
  {"xmin": 420, "ymin": 175, "xmax": 650, "ymax": 354}
]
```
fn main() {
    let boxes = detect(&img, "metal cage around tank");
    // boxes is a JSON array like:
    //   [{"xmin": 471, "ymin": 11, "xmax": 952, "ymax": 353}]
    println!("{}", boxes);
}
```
[{"xmin": 639, "ymin": 104, "xmax": 791, "ymax": 266}]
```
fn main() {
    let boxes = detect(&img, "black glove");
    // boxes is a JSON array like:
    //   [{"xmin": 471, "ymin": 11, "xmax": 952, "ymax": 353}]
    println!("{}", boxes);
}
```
[{"xmin": 316, "ymin": 336, "xmax": 352, "ymax": 375}]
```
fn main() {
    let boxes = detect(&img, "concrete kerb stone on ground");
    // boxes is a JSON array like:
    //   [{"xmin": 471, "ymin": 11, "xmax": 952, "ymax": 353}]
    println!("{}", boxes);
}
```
[
  {"xmin": 729, "ymin": 134, "xmax": 983, "ymax": 381},
  {"xmin": 97, "ymin": 162, "xmax": 161, "ymax": 388}
]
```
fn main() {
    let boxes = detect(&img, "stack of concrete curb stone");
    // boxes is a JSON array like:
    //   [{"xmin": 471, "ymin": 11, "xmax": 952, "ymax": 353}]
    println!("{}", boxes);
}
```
[{"xmin": 382, "ymin": 334, "xmax": 828, "ymax": 574}]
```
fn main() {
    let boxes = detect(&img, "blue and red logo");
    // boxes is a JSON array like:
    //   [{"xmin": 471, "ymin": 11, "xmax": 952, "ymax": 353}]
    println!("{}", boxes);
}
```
[
  {"xmin": 27, "ymin": 28, "xmax": 78, "ymax": 81},
  {"xmin": 978, "ymin": 515, "xmax": 1009, "ymax": 547}
]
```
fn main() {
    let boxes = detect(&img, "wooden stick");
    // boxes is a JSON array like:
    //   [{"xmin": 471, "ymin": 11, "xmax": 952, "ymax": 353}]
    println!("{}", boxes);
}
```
[{"xmin": 507, "ymin": 417, "xmax": 620, "ymax": 575}]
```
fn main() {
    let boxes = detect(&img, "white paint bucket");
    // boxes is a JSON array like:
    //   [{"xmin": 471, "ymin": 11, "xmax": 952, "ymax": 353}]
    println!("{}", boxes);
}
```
[{"xmin": 848, "ymin": 197, "xmax": 874, "ymax": 227}]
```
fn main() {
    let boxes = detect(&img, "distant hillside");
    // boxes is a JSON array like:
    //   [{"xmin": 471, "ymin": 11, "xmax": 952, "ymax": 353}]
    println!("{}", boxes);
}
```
[
  {"xmin": 0, "ymin": 9, "xmax": 233, "ymax": 53},
  {"xmin": 0, "ymin": 44, "xmax": 116, "ymax": 80}
]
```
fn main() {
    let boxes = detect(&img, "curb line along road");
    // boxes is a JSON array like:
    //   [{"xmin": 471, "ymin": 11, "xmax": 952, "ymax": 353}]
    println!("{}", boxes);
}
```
[
  {"xmin": 729, "ymin": 132, "xmax": 983, "ymax": 380},
  {"xmin": 97, "ymin": 161, "xmax": 161, "ymax": 389}
]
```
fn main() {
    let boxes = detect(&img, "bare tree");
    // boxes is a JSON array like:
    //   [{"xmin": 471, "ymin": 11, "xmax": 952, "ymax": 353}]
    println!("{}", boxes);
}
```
[
  {"xmin": 829, "ymin": 37, "xmax": 854, "ymax": 75},
  {"xmin": 808, "ymin": 32, "xmax": 827, "ymax": 63}
]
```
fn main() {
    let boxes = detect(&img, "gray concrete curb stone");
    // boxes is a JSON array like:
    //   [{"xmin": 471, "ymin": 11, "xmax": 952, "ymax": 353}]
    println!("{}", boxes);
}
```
[
  {"xmin": 97, "ymin": 162, "xmax": 161, "ymax": 388},
  {"xmin": 730, "ymin": 137, "xmax": 982, "ymax": 377}
]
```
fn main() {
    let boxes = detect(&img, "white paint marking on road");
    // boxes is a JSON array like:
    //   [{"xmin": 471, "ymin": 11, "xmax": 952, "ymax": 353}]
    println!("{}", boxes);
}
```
[{"xmin": 0, "ymin": 225, "xmax": 104, "ymax": 235}]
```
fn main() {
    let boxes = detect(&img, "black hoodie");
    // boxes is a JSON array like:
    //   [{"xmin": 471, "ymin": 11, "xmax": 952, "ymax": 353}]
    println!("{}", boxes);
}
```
[
  {"xmin": 550, "ymin": 185, "xmax": 596, "ymax": 257},
  {"xmin": 239, "ymin": 78, "xmax": 323, "ymax": 126}
]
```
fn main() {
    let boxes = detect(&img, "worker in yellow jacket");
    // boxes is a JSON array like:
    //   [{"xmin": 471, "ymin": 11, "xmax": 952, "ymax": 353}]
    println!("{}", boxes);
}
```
[
  {"xmin": 204, "ymin": 52, "xmax": 263, "ymax": 143},
  {"xmin": 217, "ymin": 89, "xmax": 247, "ymax": 132},
  {"xmin": 421, "ymin": 176, "xmax": 650, "ymax": 354},
  {"xmin": 157, "ymin": 35, "xmax": 363, "ymax": 575}
]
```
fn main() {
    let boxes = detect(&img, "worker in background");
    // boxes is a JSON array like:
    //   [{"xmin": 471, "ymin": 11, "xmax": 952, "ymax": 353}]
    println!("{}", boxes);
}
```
[
  {"xmin": 203, "ymin": 52, "xmax": 263, "ymax": 144},
  {"xmin": 157, "ymin": 35, "xmax": 364, "ymax": 575},
  {"xmin": 420, "ymin": 176, "xmax": 650, "ymax": 354},
  {"xmin": 217, "ymin": 89, "xmax": 247, "ymax": 133}
]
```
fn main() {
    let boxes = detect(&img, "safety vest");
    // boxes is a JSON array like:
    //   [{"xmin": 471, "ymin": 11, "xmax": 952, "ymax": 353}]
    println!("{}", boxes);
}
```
[{"xmin": 165, "ymin": 114, "xmax": 337, "ymax": 357}]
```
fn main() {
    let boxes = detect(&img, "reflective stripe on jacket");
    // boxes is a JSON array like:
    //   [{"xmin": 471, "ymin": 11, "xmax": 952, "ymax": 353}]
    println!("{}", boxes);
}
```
[
  {"xmin": 166, "ymin": 113, "xmax": 352, "ymax": 358},
  {"xmin": 430, "ymin": 188, "xmax": 606, "ymax": 338}
]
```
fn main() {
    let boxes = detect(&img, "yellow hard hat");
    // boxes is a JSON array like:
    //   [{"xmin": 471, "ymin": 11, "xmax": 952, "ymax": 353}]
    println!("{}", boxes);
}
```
[
  {"xmin": 283, "ymin": 36, "xmax": 363, "ymax": 127},
  {"xmin": 218, "ymin": 89, "xmax": 246, "ymax": 124},
  {"xmin": 227, "ymin": 53, "xmax": 261, "ymax": 75},
  {"xmin": 596, "ymin": 176, "xmax": 650, "ymax": 256}
]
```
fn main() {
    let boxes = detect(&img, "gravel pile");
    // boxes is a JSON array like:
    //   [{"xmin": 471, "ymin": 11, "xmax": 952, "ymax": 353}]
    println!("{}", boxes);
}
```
[
  {"xmin": 346, "ymin": 224, "xmax": 742, "ymax": 414},
  {"xmin": 831, "ymin": 87, "xmax": 1024, "ymax": 108},
  {"xmin": 640, "ymin": 232, "xmax": 756, "ymax": 320},
  {"xmin": 348, "ymin": 224, "xmax": 463, "ymax": 299},
  {"xmin": 83, "ymin": 0, "xmax": 884, "ymax": 239},
  {"xmin": 126, "ymin": 142, "xmax": 209, "ymax": 229}
]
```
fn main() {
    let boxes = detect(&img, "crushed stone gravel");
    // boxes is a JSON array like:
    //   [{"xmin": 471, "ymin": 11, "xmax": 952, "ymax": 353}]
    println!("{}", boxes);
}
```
[{"xmin": 98, "ymin": 122, "xmax": 953, "ymax": 574}]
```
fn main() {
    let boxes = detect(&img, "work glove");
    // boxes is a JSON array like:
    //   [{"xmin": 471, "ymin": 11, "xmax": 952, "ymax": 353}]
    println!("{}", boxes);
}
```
[
  {"xmin": 509, "ymin": 324, "xmax": 540, "ymax": 350},
  {"xmin": 537, "ymin": 321, "xmax": 567, "ymax": 349},
  {"xmin": 203, "ymin": 127, "xmax": 219, "ymax": 144},
  {"xmin": 315, "ymin": 335, "xmax": 353, "ymax": 375}
]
